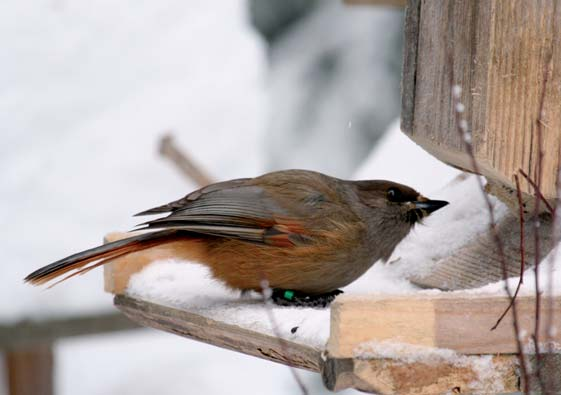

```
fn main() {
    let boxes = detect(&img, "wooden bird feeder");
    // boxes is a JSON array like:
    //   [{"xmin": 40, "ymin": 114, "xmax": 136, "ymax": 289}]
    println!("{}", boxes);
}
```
[
  {"xmin": 401, "ymin": 0, "xmax": 560, "ymax": 201},
  {"xmin": 101, "ymin": 1, "xmax": 561, "ymax": 394},
  {"xmin": 104, "ymin": 233, "xmax": 561, "ymax": 394}
]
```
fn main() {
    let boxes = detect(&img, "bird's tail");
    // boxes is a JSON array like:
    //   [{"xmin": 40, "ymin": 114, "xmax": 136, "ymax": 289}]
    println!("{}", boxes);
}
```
[{"xmin": 25, "ymin": 229, "xmax": 182, "ymax": 287}]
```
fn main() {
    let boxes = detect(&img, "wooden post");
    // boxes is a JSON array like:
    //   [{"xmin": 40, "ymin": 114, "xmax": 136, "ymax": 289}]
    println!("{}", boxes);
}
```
[
  {"xmin": 402, "ymin": 0, "xmax": 561, "ymax": 201},
  {"xmin": 6, "ymin": 344, "xmax": 54, "ymax": 395},
  {"xmin": 0, "ymin": 309, "xmax": 138, "ymax": 395}
]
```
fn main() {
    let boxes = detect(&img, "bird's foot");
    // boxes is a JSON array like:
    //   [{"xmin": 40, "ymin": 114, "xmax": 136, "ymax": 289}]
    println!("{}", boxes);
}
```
[{"xmin": 270, "ymin": 289, "xmax": 343, "ymax": 308}]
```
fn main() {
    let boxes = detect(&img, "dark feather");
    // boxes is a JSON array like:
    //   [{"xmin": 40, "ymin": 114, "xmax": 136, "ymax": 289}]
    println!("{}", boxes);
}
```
[
  {"xmin": 135, "ymin": 181, "xmax": 312, "ymax": 246},
  {"xmin": 134, "ymin": 178, "xmax": 250, "ymax": 216},
  {"xmin": 25, "ymin": 229, "xmax": 180, "ymax": 285}
]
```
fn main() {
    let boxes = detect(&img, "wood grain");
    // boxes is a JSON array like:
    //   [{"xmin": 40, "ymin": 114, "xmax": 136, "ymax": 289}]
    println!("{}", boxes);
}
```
[
  {"xmin": 114, "ymin": 295, "xmax": 322, "ymax": 372},
  {"xmin": 328, "ymin": 293, "xmax": 561, "ymax": 358},
  {"xmin": 322, "ymin": 355, "xmax": 519, "ymax": 394},
  {"xmin": 410, "ymin": 211, "xmax": 555, "ymax": 290},
  {"xmin": 402, "ymin": 0, "xmax": 561, "ymax": 200}
]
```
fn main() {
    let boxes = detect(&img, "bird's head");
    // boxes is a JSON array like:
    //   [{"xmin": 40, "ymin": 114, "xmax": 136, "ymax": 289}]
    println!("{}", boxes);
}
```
[
  {"xmin": 350, "ymin": 180, "xmax": 448, "ymax": 261},
  {"xmin": 353, "ymin": 180, "xmax": 449, "ymax": 226}
]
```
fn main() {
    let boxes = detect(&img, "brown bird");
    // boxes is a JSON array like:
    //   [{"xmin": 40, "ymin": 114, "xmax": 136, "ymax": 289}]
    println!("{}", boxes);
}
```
[{"xmin": 25, "ymin": 170, "xmax": 448, "ymax": 307}]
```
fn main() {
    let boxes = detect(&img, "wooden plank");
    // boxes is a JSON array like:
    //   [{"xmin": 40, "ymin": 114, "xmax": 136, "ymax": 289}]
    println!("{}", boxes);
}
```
[
  {"xmin": 400, "ymin": 0, "xmax": 421, "ymax": 134},
  {"xmin": 0, "ymin": 312, "xmax": 137, "ymax": 349},
  {"xmin": 113, "ymin": 295, "xmax": 321, "ymax": 372},
  {"xmin": 402, "ymin": 0, "xmax": 561, "ymax": 200},
  {"xmin": 322, "ymin": 354, "xmax": 519, "ymax": 394},
  {"xmin": 6, "ymin": 344, "xmax": 53, "ymax": 395},
  {"xmin": 328, "ymin": 293, "xmax": 561, "ymax": 358},
  {"xmin": 410, "ymin": 210, "xmax": 555, "ymax": 290}
]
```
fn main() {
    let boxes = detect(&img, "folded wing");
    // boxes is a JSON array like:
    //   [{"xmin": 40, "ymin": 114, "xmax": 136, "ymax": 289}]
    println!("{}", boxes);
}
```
[{"xmin": 136, "ymin": 180, "xmax": 314, "ymax": 247}]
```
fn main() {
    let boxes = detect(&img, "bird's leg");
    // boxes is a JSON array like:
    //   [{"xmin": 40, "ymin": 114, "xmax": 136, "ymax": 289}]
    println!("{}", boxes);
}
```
[
  {"xmin": 270, "ymin": 289, "xmax": 343, "ymax": 308},
  {"xmin": 239, "ymin": 289, "xmax": 253, "ymax": 299}
]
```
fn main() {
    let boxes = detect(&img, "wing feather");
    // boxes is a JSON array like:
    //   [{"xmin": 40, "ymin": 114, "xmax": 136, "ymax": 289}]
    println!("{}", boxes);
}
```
[{"xmin": 136, "ymin": 182, "xmax": 314, "ymax": 246}]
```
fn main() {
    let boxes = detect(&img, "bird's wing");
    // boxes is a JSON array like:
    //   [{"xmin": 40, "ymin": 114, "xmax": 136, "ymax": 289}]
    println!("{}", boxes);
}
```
[{"xmin": 135, "ymin": 179, "xmax": 317, "ymax": 247}]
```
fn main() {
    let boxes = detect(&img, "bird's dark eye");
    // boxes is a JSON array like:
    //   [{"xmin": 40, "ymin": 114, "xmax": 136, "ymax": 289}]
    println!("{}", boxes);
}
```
[{"xmin": 387, "ymin": 187, "xmax": 401, "ymax": 202}]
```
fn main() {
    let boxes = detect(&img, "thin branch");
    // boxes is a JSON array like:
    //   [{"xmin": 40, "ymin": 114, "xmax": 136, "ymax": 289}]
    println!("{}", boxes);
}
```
[
  {"xmin": 491, "ymin": 174, "xmax": 526, "ymax": 330},
  {"xmin": 447, "ymin": 53, "xmax": 530, "ymax": 393},
  {"xmin": 159, "ymin": 133, "xmax": 214, "ymax": 187},
  {"xmin": 545, "ymin": 162, "xmax": 561, "ymax": 356},
  {"xmin": 260, "ymin": 279, "xmax": 309, "ymax": 395},
  {"xmin": 530, "ymin": 50, "xmax": 553, "ymax": 393},
  {"xmin": 518, "ymin": 169, "xmax": 554, "ymax": 214}
]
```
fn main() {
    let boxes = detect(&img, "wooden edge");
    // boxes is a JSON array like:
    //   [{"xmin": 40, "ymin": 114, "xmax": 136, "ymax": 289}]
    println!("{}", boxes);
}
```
[
  {"xmin": 113, "ymin": 294, "xmax": 322, "ymax": 372},
  {"xmin": 0, "ymin": 312, "xmax": 138, "ymax": 349},
  {"xmin": 322, "ymin": 354, "xmax": 519, "ymax": 394},
  {"xmin": 323, "ymin": 353, "xmax": 561, "ymax": 394},
  {"xmin": 400, "ymin": 0, "xmax": 421, "ymax": 134},
  {"xmin": 328, "ymin": 293, "xmax": 561, "ymax": 357}
]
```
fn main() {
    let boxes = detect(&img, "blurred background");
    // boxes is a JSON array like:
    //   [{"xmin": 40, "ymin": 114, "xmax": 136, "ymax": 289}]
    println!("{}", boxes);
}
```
[{"xmin": 0, "ymin": 0, "xmax": 455, "ymax": 393}]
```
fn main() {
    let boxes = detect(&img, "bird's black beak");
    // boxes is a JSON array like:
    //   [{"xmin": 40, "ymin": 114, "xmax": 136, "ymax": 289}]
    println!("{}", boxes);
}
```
[{"xmin": 413, "ymin": 200, "xmax": 449, "ymax": 214}]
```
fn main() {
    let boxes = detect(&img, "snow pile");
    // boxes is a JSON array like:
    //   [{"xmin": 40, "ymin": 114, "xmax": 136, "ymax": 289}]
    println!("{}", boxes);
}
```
[
  {"xmin": 127, "ymin": 260, "xmax": 330, "ymax": 348},
  {"xmin": 390, "ymin": 174, "xmax": 510, "ymax": 279}
]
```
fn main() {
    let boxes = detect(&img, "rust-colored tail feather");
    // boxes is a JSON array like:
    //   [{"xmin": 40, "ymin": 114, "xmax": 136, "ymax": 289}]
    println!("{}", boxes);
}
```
[{"xmin": 25, "ymin": 229, "xmax": 181, "ymax": 286}]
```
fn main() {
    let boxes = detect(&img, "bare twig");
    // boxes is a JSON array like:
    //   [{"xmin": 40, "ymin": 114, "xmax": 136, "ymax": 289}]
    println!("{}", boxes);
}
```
[
  {"xmin": 518, "ymin": 169, "xmax": 554, "ymax": 214},
  {"xmin": 159, "ymin": 133, "xmax": 214, "ymax": 187},
  {"xmin": 491, "ymin": 174, "xmax": 526, "ymax": 331},
  {"xmin": 260, "ymin": 279, "xmax": 309, "ymax": 395},
  {"xmin": 447, "ymin": 53, "xmax": 530, "ymax": 392},
  {"xmin": 530, "ymin": 51, "xmax": 553, "ymax": 392},
  {"xmin": 545, "ymin": 163, "xmax": 561, "ymax": 356}
]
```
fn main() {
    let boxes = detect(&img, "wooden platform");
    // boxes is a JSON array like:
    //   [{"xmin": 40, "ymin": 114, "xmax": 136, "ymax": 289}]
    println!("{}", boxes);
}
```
[
  {"xmin": 104, "ymin": 245, "xmax": 561, "ymax": 394},
  {"xmin": 114, "ymin": 295, "xmax": 321, "ymax": 372}
]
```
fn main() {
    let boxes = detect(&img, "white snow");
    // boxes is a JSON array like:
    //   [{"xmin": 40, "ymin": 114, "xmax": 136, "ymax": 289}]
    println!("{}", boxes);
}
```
[
  {"xmin": 126, "ymin": 260, "xmax": 330, "ymax": 349},
  {"xmin": 1, "ymin": 0, "xmax": 266, "ymax": 324}
]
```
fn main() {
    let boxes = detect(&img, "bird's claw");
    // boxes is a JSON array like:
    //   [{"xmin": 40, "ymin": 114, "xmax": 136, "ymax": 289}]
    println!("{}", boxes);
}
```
[{"xmin": 270, "ymin": 289, "xmax": 343, "ymax": 308}]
